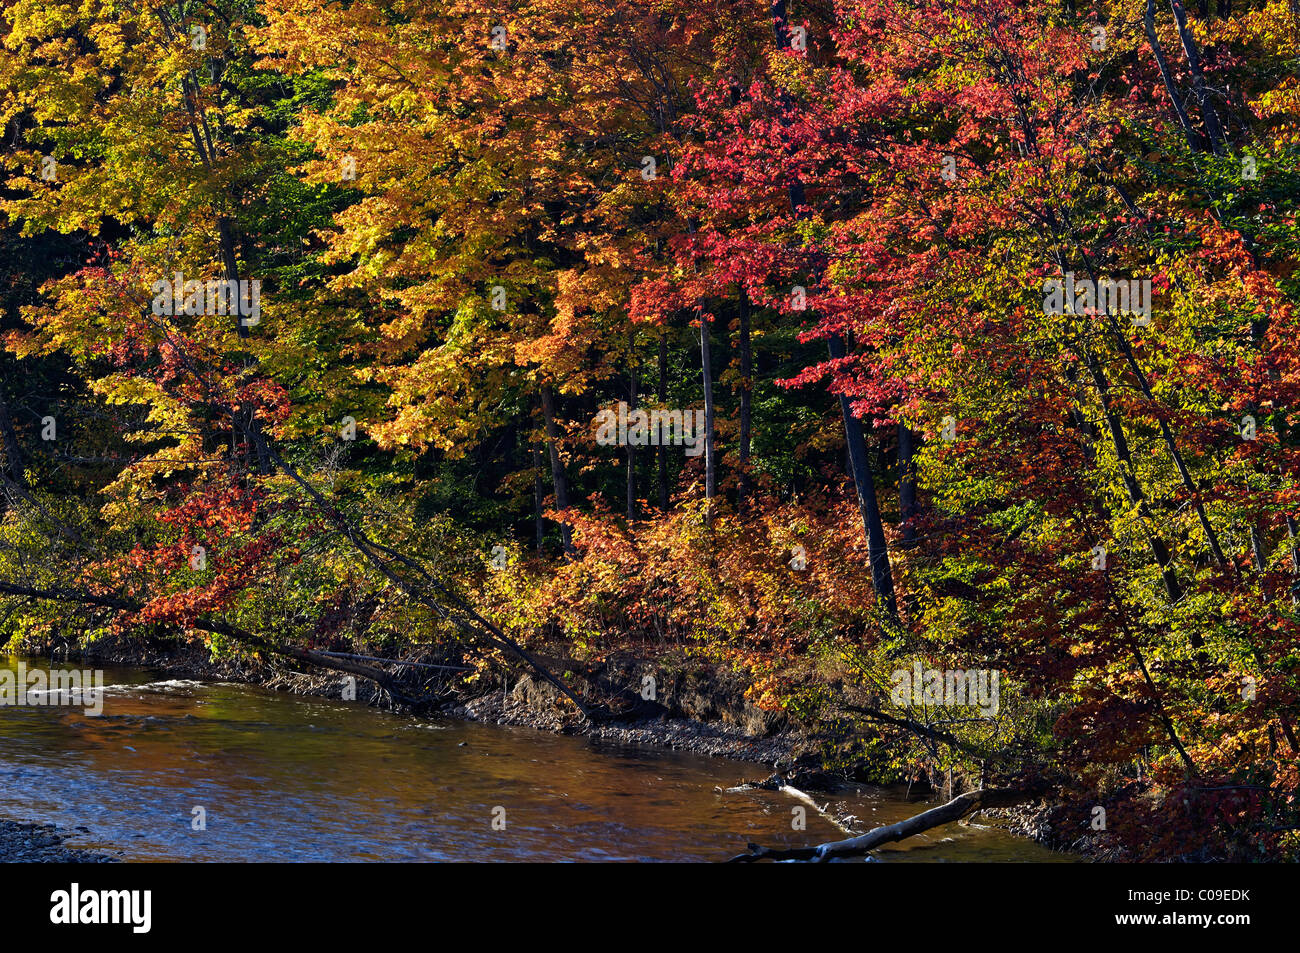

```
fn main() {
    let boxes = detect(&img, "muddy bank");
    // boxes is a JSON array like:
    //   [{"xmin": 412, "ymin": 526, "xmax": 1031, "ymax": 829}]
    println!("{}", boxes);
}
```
[
  {"xmin": 446, "ymin": 685, "xmax": 796, "ymax": 763},
  {"xmin": 0, "ymin": 820, "xmax": 118, "ymax": 863}
]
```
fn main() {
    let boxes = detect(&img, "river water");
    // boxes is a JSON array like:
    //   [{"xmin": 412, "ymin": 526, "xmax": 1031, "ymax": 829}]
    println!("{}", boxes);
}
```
[{"xmin": 0, "ymin": 656, "xmax": 1067, "ymax": 862}]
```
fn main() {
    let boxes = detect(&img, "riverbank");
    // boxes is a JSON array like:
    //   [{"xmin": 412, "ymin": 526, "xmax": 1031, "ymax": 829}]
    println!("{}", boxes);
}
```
[
  {"xmin": 0, "ymin": 820, "xmax": 118, "ymax": 863},
  {"xmin": 7, "ymin": 639, "xmax": 1089, "ymax": 860},
  {"xmin": 61, "ymin": 637, "xmax": 808, "ymax": 764}
]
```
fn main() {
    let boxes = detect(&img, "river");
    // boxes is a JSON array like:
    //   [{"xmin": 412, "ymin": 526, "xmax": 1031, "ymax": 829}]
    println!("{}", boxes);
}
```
[{"xmin": 0, "ymin": 655, "xmax": 1067, "ymax": 861}]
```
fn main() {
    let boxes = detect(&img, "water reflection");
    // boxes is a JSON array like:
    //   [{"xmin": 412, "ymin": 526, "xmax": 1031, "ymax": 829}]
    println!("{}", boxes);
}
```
[{"xmin": 0, "ymin": 655, "xmax": 1068, "ymax": 862}]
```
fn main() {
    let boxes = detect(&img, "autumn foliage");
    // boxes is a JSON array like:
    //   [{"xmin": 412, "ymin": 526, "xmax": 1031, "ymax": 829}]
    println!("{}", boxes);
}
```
[{"xmin": 2, "ymin": 0, "xmax": 1299, "ymax": 859}]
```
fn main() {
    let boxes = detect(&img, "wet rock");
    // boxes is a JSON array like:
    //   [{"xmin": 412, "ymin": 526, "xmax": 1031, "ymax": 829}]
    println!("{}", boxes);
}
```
[{"xmin": 0, "ymin": 820, "xmax": 118, "ymax": 863}]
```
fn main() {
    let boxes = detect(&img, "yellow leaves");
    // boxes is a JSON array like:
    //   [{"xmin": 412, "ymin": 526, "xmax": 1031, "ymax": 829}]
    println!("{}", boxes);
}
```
[
  {"xmin": 1252, "ymin": 79, "xmax": 1300, "ymax": 146},
  {"xmin": 2, "ymin": 327, "xmax": 46, "ymax": 360},
  {"xmin": 1, "ymin": 1, "xmax": 79, "ymax": 49},
  {"xmin": 1215, "ymin": 0, "xmax": 1300, "ymax": 53},
  {"xmin": 95, "ymin": 374, "xmax": 164, "ymax": 411}
]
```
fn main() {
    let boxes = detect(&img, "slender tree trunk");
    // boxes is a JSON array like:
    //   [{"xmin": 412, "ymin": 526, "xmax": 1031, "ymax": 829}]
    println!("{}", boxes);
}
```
[
  {"xmin": 737, "ymin": 291, "xmax": 753, "ymax": 510},
  {"xmin": 699, "ymin": 310, "xmax": 717, "ymax": 521},
  {"xmin": 1003, "ymin": 60, "xmax": 1230, "ymax": 582},
  {"xmin": 657, "ymin": 332, "xmax": 669, "ymax": 510},
  {"xmin": 1169, "ymin": 0, "xmax": 1226, "ymax": 153},
  {"xmin": 1288, "ymin": 515, "xmax": 1300, "ymax": 604},
  {"xmin": 898, "ymin": 423, "xmax": 918, "ymax": 548},
  {"xmin": 771, "ymin": 0, "xmax": 898, "ymax": 621},
  {"xmin": 627, "ymin": 328, "xmax": 637, "ymax": 520},
  {"xmin": 1146, "ymin": 0, "xmax": 1206, "ymax": 153},
  {"xmin": 1064, "ymin": 244, "xmax": 1231, "ymax": 570},
  {"xmin": 829, "ymin": 337, "xmax": 898, "ymax": 622},
  {"xmin": 1250, "ymin": 523, "xmax": 1266, "ymax": 572},
  {"xmin": 1108, "ymin": 581, "xmax": 1201, "ymax": 775},
  {"xmin": 532, "ymin": 444, "xmax": 546, "ymax": 553},
  {"xmin": 1078, "ymin": 347, "xmax": 1184, "ymax": 605},
  {"xmin": 538, "ymin": 386, "xmax": 574, "ymax": 555},
  {"xmin": 217, "ymin": 217, "xmax": 246, "ymax": 335}
]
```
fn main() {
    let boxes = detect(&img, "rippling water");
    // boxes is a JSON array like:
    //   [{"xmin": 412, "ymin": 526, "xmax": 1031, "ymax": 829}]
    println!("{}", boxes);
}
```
[{"xmin": 0, "ymin": 655, "xmax": 1068, "ymax": 862}]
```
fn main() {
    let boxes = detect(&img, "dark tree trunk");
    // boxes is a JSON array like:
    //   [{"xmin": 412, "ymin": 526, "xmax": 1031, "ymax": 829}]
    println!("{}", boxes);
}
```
[
  {"xmin": 1079, "ymin": 350, "xmax": 1184, "ymax": 605},
  {"xmin": 899, "ymin": 423, "xmax": 918, "ymax": 548},
  {"xmin": 1146, "ymin": 0, "xmax": 1205, "ymax": 153},
  {"xmin": 1250, "ymin": 523, "xmax": 1266, "ymax": 573},
  {"xmin": 532, "ymin": 444, "xmax": 546, "ymax": 553},
  {"xmin": 627, "ymin": 329, "xmax": 637, "ymax": 521},
  {"xmin": 657, "ymin": 332, "xmax": 669, "ymax": 510},
  {"xmin": 699, "ymin": 310, "xmax": 717, "ymax": 520},
  {"xmin": 771, "ymin": 0, "xmax": 897, "ymax": 622},
  {"xmin": 1169, "ymin": 0, "xmax": 1225, "ymax": 153},
  {"xmin": 1288, "ymin": 515, "xmax": 1300, "ymax": 604},
  {"xmin": 829, "ymin": 337, "xmax": 897, "ymax": 622},
  {"xmin": 737, "ymin": 291, "xmax": 753, "ymax": 510},
  {"xmin": 539, "ymin": 385, "xmax": 574, "ymax": 555}
]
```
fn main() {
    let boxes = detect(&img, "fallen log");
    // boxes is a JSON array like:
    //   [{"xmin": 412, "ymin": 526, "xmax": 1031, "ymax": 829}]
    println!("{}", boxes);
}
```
[
  {"xmin": 777, "ymin": 784, "xmax": 856, "ymax": 836},
  {"xmin": 726, "ymin": 787, "xmax": 1039, "ymax": 863},
  {"xmin": 0, "ymin": 581, "xmax": 418, "ymax": 705},
  {"xmin": 718, "ymin": 775, "xmax": 857, "ymax": 836}
]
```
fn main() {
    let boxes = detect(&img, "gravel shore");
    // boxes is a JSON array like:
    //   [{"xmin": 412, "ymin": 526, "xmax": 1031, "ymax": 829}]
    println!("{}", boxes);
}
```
[{"xmin": 0, "ymin": 820, "xmax": 118, "ymax": 863}]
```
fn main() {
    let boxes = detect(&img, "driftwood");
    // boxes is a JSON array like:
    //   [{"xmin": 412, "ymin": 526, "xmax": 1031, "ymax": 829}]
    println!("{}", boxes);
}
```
[
  {"xmin": 776, "ymin": 784, "xmax": 856, "ymax": 836},
  {"xmin": 727, "ymin": 788, "xmax": 1038, "ymax": 863},
  {"xmin": 719, "ymin": 773, "xmax": 857, "ymax": 836}
]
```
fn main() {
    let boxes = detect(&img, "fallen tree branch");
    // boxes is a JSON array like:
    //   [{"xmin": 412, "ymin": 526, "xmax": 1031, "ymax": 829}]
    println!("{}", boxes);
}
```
[
  {"xmin": 840, "ymin": 703, "xmax": 986, "ymax": 757},
  {"xmin": 250, "ymin": 436, "xmax": 595, "ymax": 721},
  {"xmin": 315, "ymin": 650, "xmax": 473, "ymax": 672},
  {"xmin": 726, "ymin": 788, "xmax": 1040, "ymax": 863},
  {"xmin": 777, "ymin": 784, "xmax": 856, "ymax": 836},
  {"xmin": 720, "ymin": 772, "xmax": 858, "ymax": 835},
  {"xmin": 94, "ymin": 285, "xmax": 595, "ymax": 722},
  {"xmin": 0, "ymin": 581, "xmax": 418, "ymax": 704}
]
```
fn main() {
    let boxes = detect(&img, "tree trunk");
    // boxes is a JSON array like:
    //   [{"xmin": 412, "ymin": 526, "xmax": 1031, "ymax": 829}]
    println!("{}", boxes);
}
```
[
  {"xmin": 729, "ymin": 788, "xmax": 1042, "ymax": 862},
  {"xmin": 699, "ymin": 309, "xmax": 717, "ymax": 520},
  {"xmin": 737, "ymin": 291, "xmax": 753, "ymax": 510},
  {"xmin": 1079, "ymin": 348, "xmax": 1184, "ymax": 604},
  {"xmin": 657, "ymin": 332, "xmax": 669, "ymax": 510},
  {"xmin": 1146, "ymin": 0, "xmax": 1206, "ymax": 153},
  {"xmin": 829, "ymin": 336, "xmax": 898, "ymax": 623},
  {"xmin": 1288, "ymin": 515, "xmax": 1300, "ymax": 604},
  {"xmin": 538, "ymin": 385, "xmax": 574, "ymax": 555},
  {"xmin": 771, "ymin": 0, "xmax": 897, "ymax": 619},
  {"xmin": 626, "ymin": 329, "xmax": 637, "ymax": 521},
  {"xmin": 532, "ymin": 444, "xmax": 546, "ymax": 553},
  {"xmin": 1169, "ymin": 0, "xmax": 1226, "ymax": 154},
  {"xmin": 1066, "ymin": 247, "xmax": 1231, "ymax": 570},
  {"xmin": 898, "ymin": 423, "xmax": 918, "ymax": 548}
]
